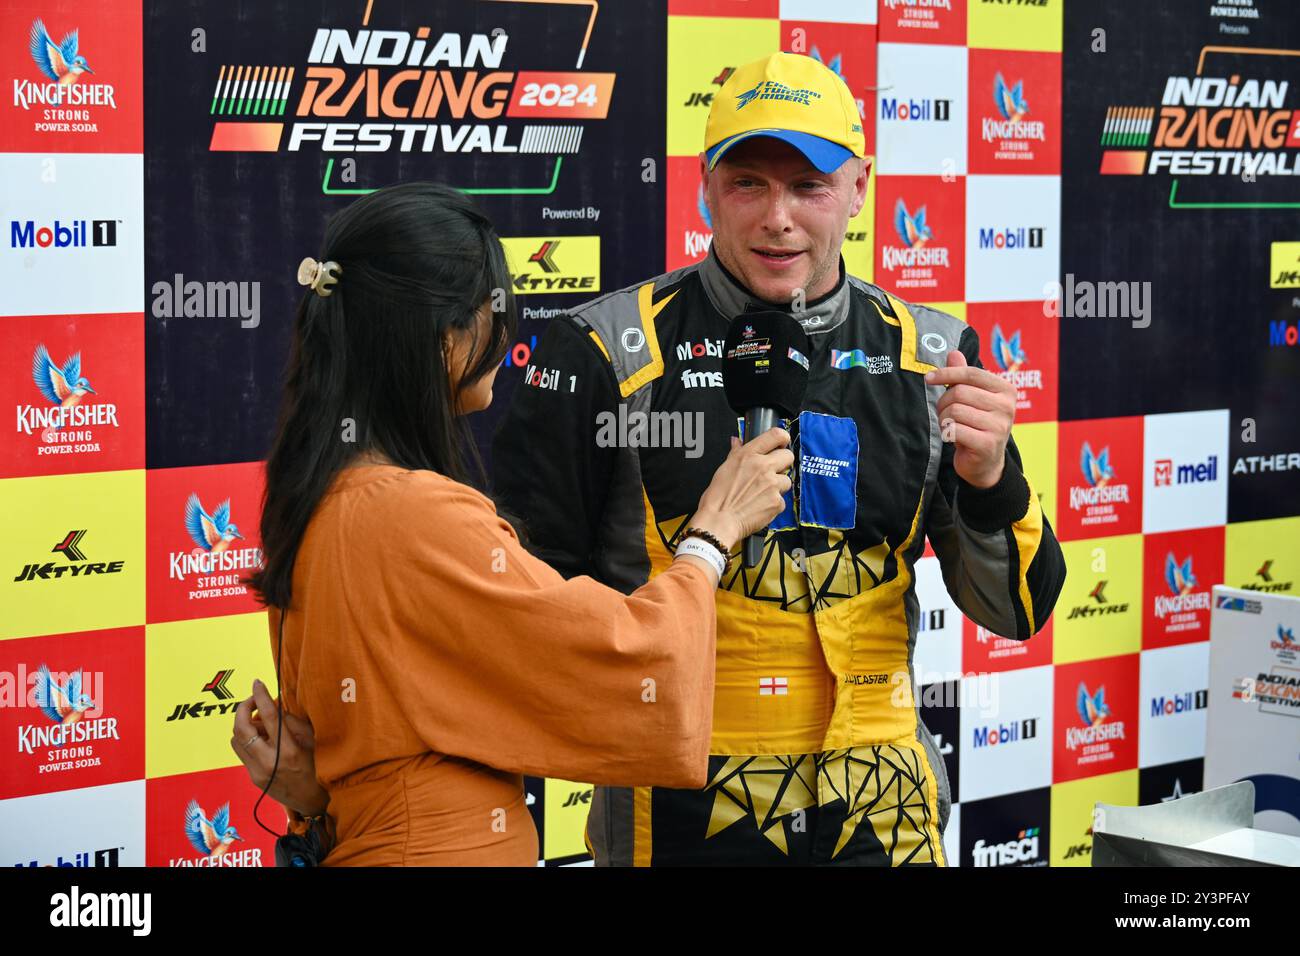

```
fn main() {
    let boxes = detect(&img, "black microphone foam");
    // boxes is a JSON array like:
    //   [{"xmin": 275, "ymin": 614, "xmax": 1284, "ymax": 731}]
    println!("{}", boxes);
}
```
[{"xmin": 721, "ymin": 310, "xmax": 811, "ymax": 420}]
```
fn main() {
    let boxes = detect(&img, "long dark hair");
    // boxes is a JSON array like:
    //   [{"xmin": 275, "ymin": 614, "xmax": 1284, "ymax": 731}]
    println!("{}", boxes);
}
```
[{"xmin": 249, "ymin": 182, "xmax": 516, "ymax": 610}]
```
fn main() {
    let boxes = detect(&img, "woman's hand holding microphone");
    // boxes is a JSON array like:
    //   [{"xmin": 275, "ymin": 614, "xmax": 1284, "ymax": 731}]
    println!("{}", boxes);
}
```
[{"xmin": 674, "ymin": 427, "xmax": 794, "ymax": 584}]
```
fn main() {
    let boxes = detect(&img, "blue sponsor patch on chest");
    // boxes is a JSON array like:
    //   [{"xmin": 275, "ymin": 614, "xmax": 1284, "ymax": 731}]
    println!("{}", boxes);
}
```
[{"xmin": 796, "ymin": 411, "xmax": 858, "ymax": 530}]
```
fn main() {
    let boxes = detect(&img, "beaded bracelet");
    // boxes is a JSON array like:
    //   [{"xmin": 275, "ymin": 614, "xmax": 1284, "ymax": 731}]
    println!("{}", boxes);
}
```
[{"xmin": 683, "ymin": 526, "xmax": 731, "ymax": 560}]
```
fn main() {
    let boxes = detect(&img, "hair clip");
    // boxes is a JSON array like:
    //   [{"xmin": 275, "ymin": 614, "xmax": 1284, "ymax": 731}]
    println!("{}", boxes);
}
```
[{"xmin": 297, "ymin": 257, "xmax": 342, "ymax": 298}]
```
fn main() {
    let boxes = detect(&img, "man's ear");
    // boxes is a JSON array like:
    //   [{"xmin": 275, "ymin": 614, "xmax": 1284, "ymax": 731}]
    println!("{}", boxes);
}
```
[
  {"xmin": 848, "ymin": 157, "xmax": 869, "ymax": 218},
  {"xmin": 698, "ymin": 151, "xmax": 713, "ymax": 219}
]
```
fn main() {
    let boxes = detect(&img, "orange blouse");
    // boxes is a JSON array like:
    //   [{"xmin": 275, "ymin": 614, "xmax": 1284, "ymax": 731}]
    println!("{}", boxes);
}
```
[{"xmin": 267, "ymin": 464, "xmax": 717, "ymax": 866}]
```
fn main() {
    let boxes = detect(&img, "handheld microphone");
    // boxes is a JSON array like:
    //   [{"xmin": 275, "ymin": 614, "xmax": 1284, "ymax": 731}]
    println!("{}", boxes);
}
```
[{"xmin": 721, "ymin": 310, "xmax": 811, "ymax": 568}]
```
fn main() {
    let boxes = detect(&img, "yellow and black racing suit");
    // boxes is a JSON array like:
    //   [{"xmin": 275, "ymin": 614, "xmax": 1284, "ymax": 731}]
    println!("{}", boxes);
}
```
[{"xmin": 492, "ymin": 249, "xmax": 1066, "ymax": 866}]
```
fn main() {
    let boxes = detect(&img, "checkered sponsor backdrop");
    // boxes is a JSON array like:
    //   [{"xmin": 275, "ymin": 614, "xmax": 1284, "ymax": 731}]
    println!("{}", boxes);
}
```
[{"xmin": 2, "ymin": 0, "xmax": 1296, "ymax": 868}]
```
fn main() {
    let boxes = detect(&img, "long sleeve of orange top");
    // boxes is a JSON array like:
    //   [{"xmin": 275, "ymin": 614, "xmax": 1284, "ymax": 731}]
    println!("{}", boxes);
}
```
[{"xmin": 278, "ymin": 465, "xmax": 718, "ymax": 796}]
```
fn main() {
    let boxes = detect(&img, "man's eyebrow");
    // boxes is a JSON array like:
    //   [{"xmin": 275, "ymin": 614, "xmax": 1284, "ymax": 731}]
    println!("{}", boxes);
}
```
[{"xmin": 719, "ymin": 162, "xmax": 824, "ymax": 179}]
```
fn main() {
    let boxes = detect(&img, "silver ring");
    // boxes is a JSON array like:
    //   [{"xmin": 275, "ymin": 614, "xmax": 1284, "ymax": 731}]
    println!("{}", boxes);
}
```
[{"xmin": 242, "ymin": 734, "xmax": 260, "ymax": 750}]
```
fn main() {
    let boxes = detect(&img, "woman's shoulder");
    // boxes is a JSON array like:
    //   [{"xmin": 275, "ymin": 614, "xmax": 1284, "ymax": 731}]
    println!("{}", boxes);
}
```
[{"xmin": 328, "ymin": 465, "xmax": 499, "ymax": 526}]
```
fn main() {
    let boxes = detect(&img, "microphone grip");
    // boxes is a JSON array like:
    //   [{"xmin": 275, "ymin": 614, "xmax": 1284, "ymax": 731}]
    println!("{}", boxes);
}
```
[{"xmin": 742, "ymin": 407, "xmax": 777, "ymax": 568}]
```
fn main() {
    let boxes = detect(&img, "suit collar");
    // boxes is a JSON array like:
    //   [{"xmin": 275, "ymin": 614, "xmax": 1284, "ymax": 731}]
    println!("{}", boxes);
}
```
[{"xmin": 696, "ymin": 247, "xmax": 852, "ymax": 335}]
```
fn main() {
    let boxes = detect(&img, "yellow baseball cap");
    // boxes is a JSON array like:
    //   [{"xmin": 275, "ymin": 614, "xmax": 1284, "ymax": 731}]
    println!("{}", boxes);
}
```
[{"xmin": 704, "ymin": 52, "xmax": 865, "ymax": 174}]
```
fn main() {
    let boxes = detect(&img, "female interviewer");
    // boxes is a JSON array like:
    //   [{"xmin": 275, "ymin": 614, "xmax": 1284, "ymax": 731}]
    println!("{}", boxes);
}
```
[{"xmin": 232, "ymin": 183, "xmax": 792, "ymax": 866}]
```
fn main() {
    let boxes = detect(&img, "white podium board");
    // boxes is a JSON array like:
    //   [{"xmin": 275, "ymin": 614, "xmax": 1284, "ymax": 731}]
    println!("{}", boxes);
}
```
[{"xmin": 1205, "ymin": 586, "xmax": 1300, "ymax": 836}]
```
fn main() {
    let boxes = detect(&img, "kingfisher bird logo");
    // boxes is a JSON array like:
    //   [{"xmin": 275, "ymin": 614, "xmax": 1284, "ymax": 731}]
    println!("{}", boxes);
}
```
[
  {"xmin": 1078, "ymin": 683, "xmax": 1110, "ymax": 726},
  {"xmin": 29, "ymin": 19, "xmax": 93, "ymax": 85},
  {"xmin": 1080, "ymin": 442, "xmax": 1113, "ymax": 488},
  {"xmin": 994, "ymin": 72, "xmax": 1028, "ymax": 123},
  {"xmin": 894, "ymin": 199, "xmax": 931, "ymax": 248},
  {"xmin": 1166, "ymin": 553, "xmax": 1196, "ymax": 595},
  {"xmin": 185, "ymin": 495, "xmax": 244, "ymax": 554},
  {"xmin": 32, "ymin": 344, "xmax": 95, "ymax": 405},
  {"xmin": 882, "ymin": 197, "xmax": 950, "ymax": 280},
  {"xmin": 15, "ymin": 19, "xmax": 117, "ymax": 114},
  {"xmin": 1155, "ymin": 553, "xmax": 1210, "ymax": 620},
  {"xmin": 19, "ymin": 345, "xmax": 120, "ymax": 442},
  {"xmin": 979, "ymin": 71, "xmax": 1046, "ymax": 159},
  {"xmin": 990, "ymin": 325, "xmax": 1042, "ymax": 393},
  {"xmin": 169, "ymin": 494, "xmax": 261, "ymax": 587},
  {"xmin": 16, "ymin": 664, "xmax": 120, "ymax": 757},
  {"xmin": 991, "ymin": 325, "xmax": 1025, "ymax": 372},
  {"xmin": 34, "ymin": 665, "xmax": 94, "ymax": 725},
  {"xmin": 1066, "ymin": 682, "xmax": 1127, "ymax": 751},
  {"xmin": 183, "ymin": 801, "xmax": 244, "ymax": 861}
]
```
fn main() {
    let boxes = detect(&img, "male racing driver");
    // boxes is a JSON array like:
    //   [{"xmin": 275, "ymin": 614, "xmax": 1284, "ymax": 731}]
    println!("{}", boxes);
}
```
[{"xmin": 492, "ymin": 52, "xmax": 1066, "ymax": 866}]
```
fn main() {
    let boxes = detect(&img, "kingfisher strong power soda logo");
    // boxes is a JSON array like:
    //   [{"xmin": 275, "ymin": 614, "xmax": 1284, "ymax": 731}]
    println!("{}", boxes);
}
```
[
  {"xmin": 146, "ymin": 463, "xmax": 264, "ymax": 624},
  {"xmin": 1057, "ymin": 417, "xmax": 1143, "ymax": 541},
  {"xmin": 0, "ymin": 629, "xmax": 145, "ymax": 800}
]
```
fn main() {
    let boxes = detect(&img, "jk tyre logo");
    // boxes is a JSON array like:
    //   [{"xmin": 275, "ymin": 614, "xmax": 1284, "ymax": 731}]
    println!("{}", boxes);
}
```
[
  {"xmin": 15, "ymin": 530, "xmax": 125, "ymax": 582},
  {"xmin": 502, "ymin": 236, "xmax": 599, "ymax": 295},
  {"xmin": 54, "ymin": 529, "xmax": 87, "ymax": 562},
  {"xmin": 528, "ymin": 240, "xmax": 560, "ymax": 273}
]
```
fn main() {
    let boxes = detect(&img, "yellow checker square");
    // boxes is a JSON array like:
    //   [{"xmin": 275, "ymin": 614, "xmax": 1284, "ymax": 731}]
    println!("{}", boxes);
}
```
[
  {"xmin": 1050, "ymin": 769, "xmax": 1137, "ymax": 867},
  {"xmin": 667, "ymin": 16, "xmax": 780, "ymax": 158},
  {"xmin": 842, "ymin": 158, "xmax": 876, "ymax": 283},
  {"xmin": 1054, "ymin": 534, "xmax": 1142, "ymax": 665},
  {"xmin": 1224, "ymin": 516, "xmax": 1300, "ymax": 593},
  {"xmin": 1270, "ymin": 241, "xmax": 1300, "ymax": 289},
  {"xmin": 146, "ymin": 612, "xmax": 277, "ymax": 779},
  {"xmin": 1013, "ymin": 420, "xmax": 1058, "ymax": 530},
  {"xmin": 968, "ymin": 0, "xmax": 1063, "ymax": 53},
  {"xmin": 543, "ymin": 777, "xmax": 595, "ymax": 861},
  {"xmin": 3, "ymin": 470, "xmax": 145, "ymax": 641}
]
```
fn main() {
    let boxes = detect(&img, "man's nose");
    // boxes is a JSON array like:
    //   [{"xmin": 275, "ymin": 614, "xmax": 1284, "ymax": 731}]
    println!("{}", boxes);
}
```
[{"xmin": 761, "ymin": 186, "xmax": 794, "ymax": 233}]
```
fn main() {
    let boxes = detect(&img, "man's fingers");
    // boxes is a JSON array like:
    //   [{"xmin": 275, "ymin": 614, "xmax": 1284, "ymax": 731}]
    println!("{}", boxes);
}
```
[
  {"xmin": 939, "ymin": 403, "xmax": 1002, "ymax": 435},
  {"xmin": 936, "ymin": 383, "xmax": 1004, "ymax": 415},
  {"xmin": 940, "ymin": 419, "xmax": 1002, "ymax": 454},
  {"xmin": 946, "ymin": 348, "xmax": 968, "ymax": 369},
  {"xmin": 926, "ymin": 364, "xmax": 1005, "ymax": 390},
  {"xmin": 249, "ymin": 678, "xmax": 281, "ymax": 739}
]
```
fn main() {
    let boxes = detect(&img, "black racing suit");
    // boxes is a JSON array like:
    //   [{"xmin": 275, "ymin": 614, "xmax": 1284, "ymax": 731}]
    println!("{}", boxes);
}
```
[{"xmin": 492, "ymin": 249, "xmax": 1066, "ymax": 865}]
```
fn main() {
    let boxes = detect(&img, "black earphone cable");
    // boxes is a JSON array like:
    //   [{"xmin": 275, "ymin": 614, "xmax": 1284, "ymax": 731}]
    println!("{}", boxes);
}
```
[{"xmin": 251, "ymin": 605, "xmax": 288, "ymax": 839}]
